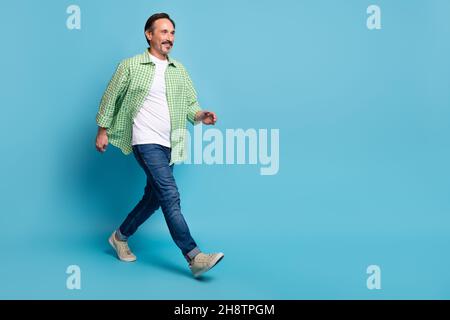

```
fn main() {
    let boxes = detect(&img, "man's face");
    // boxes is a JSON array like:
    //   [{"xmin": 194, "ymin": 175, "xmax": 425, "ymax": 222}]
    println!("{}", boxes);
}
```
[{"xmin": 146, "ymin": 18, "xmax": 175, "ymax": 56}]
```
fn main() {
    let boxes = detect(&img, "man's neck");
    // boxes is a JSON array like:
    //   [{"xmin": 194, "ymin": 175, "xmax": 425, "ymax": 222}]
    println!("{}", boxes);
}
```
[{"xmin": 148, "ymin": 48, "xmax": 167, "ymax": 61}]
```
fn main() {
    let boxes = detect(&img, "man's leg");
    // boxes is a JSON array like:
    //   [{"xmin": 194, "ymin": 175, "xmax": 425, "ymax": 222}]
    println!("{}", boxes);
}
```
[
  {"xmin": 109, "ymin": 147, "xmax": 160, "ymax": 262},
  {"xmin": 134, "ymin": 143, "xmax": 200, "ymax": 262},
  {"xmin": 118, "ymin": 146, "xmax": 161, "ymax": 238}
]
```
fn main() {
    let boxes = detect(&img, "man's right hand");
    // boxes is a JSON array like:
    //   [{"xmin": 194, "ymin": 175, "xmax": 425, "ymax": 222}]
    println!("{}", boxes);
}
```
[{"xmin": 95, "ymin": 127, "xmax": 108, "ymax": 153}]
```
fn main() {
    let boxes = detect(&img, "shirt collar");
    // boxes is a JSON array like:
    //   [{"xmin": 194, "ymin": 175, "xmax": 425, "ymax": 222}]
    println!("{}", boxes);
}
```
[{"xmin": 139, "ymin": 48, "xmax": 177, "ymax": 67}]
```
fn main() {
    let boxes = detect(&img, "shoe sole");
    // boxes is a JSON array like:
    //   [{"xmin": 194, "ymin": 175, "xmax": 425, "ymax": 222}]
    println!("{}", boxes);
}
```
[
  {"xmin": 108, "ymin": 234, "xmax": 137, "ymax": 262},
  {"xmin": 193, "ymin": 253, "xmax": 225, "ymax": 278}
]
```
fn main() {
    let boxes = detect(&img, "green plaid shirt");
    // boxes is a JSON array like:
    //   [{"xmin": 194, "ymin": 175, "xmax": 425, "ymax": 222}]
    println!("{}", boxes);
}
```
[{"xmin": 96, "ymin": 49, "xmax": 202, "ymax": 165}]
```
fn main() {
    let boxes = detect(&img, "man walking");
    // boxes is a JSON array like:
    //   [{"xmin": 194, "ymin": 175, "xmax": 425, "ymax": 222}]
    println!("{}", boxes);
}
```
[{"xmin": 95, "ymin": 13, "xmax": 224, "ymax": 278}]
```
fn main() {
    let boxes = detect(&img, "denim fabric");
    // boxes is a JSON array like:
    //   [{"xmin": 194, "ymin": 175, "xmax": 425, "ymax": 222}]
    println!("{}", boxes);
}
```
[{"xmin": 119, "ymin": 143, "xmax": 200, "ymax": 261}]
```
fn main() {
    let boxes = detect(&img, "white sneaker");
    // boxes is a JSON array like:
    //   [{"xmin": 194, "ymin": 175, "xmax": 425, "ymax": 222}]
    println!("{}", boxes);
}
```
[
  {"xmin": 189, "ymin": 252, "xmax": 224, "ymax": 277},
  {"xmin": 108, "ymin": 231, "xmax": 137, "ymax": 262}
]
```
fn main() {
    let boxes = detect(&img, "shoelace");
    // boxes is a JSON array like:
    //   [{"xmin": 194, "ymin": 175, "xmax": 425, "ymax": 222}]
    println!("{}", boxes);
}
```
[
  {"xmin": 118, "ymin": 242, "xmax": 132, "ymax": 256},
  {"xmin": 195, "ymin": 254, "xmax": 215, "ymax": 264}
]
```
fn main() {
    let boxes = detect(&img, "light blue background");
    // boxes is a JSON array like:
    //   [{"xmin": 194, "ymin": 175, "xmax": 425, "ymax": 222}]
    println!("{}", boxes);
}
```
[{"xmin": 1, "ymin": 0, "xmax": 449, "ymax": 299}]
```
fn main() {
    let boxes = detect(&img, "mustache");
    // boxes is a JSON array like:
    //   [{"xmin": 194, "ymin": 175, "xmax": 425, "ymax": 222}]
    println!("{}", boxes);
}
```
[{"xmin": 162, "ymin": 40, "xmax": 173, "ymax": 46}]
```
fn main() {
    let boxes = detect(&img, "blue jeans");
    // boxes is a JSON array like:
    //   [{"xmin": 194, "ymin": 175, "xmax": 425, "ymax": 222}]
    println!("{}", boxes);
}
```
[{"xmin": 118, "ymin": 143, "xmax": 200, "ymax": 262}]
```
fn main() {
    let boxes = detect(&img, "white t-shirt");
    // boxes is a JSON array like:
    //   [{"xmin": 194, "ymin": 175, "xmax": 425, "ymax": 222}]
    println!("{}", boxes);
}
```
[{"xmin": 132, "ymin": 53, "xmax": 171, "ymax": 147}]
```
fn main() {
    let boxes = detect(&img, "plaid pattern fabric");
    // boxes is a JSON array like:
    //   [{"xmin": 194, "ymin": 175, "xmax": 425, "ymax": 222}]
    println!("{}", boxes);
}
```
[{"xmin": 96, "ymin": 48, "xmax": 202, "ymax": 165}]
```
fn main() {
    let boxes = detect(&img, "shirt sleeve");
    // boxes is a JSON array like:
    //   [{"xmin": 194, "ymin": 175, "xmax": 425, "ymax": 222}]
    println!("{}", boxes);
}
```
[
  {"xmin": 96, "ymin": 61, "xmax": 130, "ymax": 129},
  {"xmin": 184, "ymin": 68, "xmax": 202, "ymax": 125}
]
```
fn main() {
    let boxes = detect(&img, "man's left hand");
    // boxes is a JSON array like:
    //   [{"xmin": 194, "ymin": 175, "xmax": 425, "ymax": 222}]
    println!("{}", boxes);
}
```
[{"xmin": 195, "ymin": 110, "xmax": 217, "ymax": 125}]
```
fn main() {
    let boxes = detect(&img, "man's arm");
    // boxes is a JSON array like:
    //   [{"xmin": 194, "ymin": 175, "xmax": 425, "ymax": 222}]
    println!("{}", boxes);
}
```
[
  {"xmin": 96, "ymin": 61, "xmax": 129, "ymax": 129},
  {"xmin": 184, "ymin": 69, "xmax": 217, "ymax": 125},
  {"xmin": 184, "ymin": 69, "xmax": 202, "ymax": 125},
  {"xmin": 95, "ymin": 61, "xmax": 129, "ymax": 153}
]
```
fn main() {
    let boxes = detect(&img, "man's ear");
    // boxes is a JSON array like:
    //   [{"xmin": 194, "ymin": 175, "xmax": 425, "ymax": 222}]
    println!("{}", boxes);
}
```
[{"xmin": 145, "ymin": 30, "xmax": 152, "ymax": 42}]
